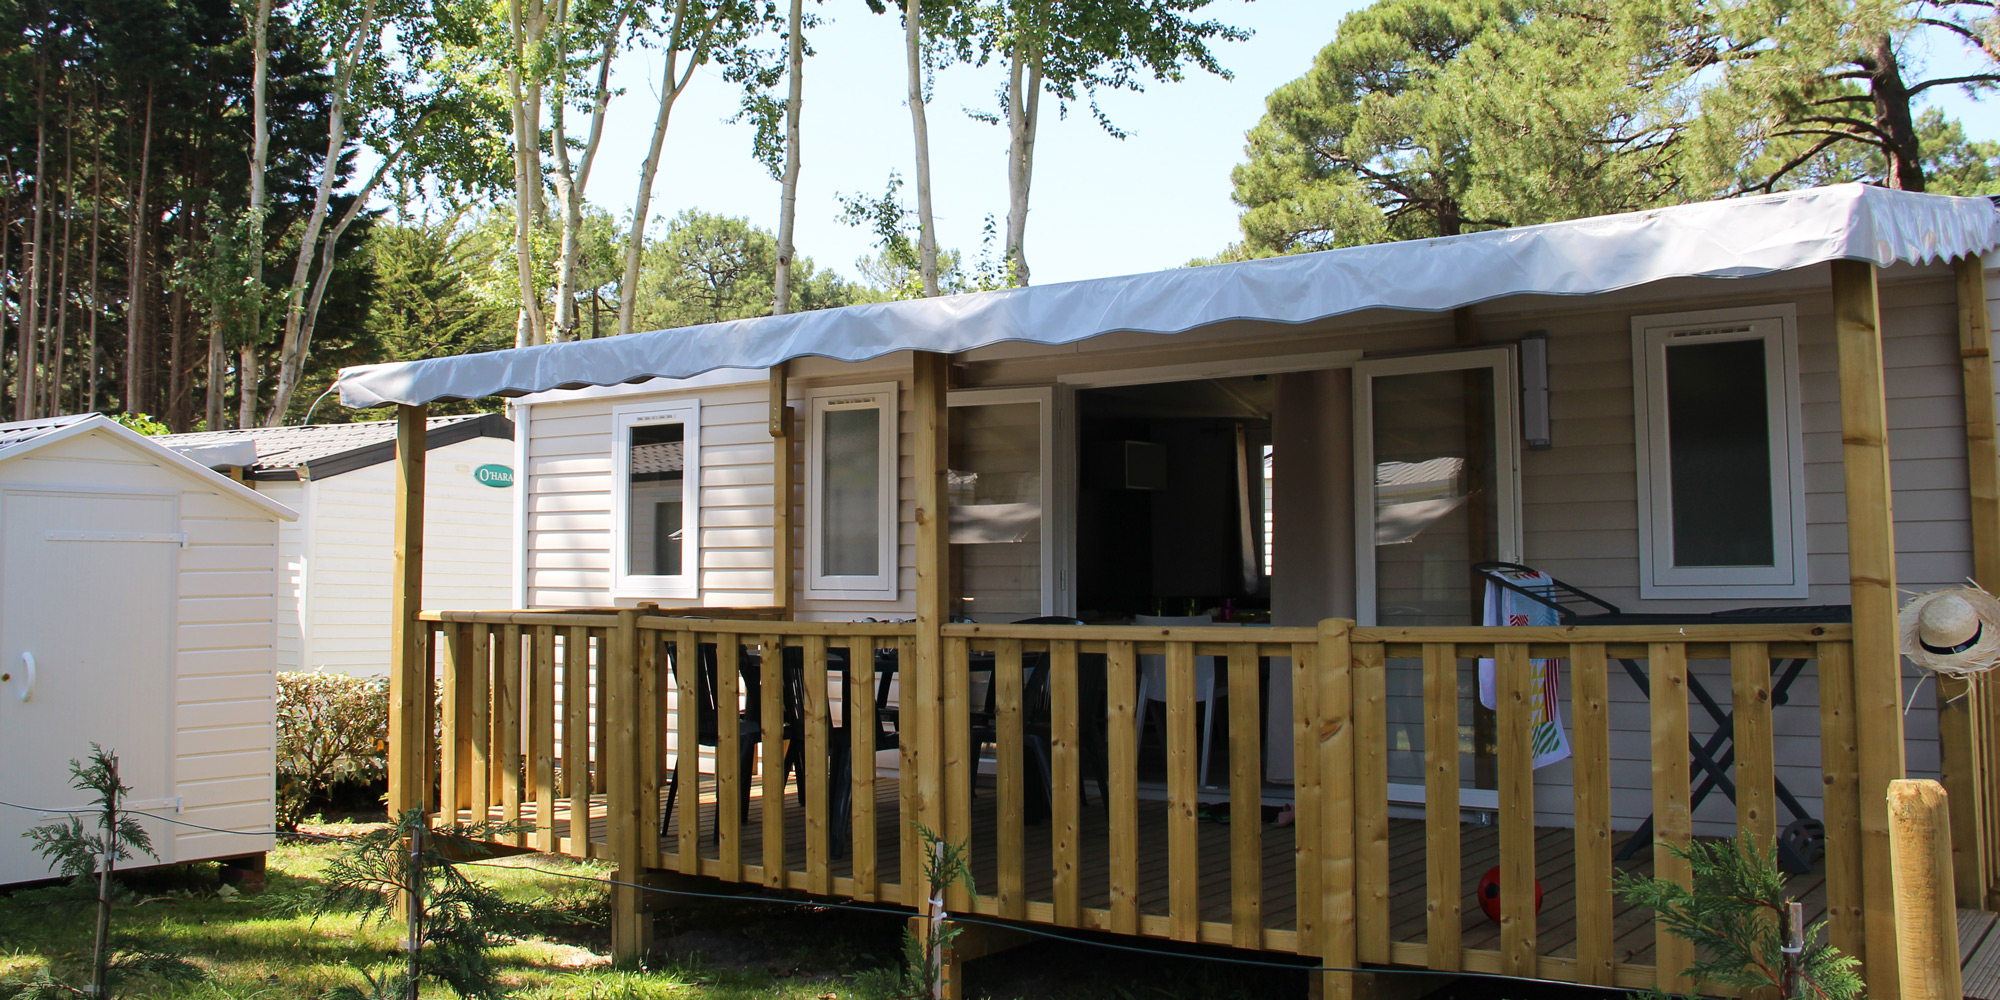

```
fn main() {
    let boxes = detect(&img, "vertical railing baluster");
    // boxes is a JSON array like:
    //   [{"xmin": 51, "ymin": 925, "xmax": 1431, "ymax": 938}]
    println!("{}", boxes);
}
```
[
  {"xmin": 1650, "ymin": 642, "xmax": 1693, "ymax": 996},
  {"xmin": 1051, "ymin": 638, "xmax": 1081, "ymax": 927},
  {"xmin": 439, "ymin": 621, "xmax": 464, "ymax": 823},
  {"xmin": 1353, "ymin": 641, "xmax": 1389, "ymax": 963},
  {"xmin": 805, "ymin": 634, "xmax": 832, "ymax": 896},
  {"xmin": 762, "ymin": 633, "xmax": 786, "ymax": 888},
  {"xmin": 1290, "ymin": 640, "xmax": 1320, "ymax": 958},
  {"xmin": 1820, "ymin": 640, "xmax": 1865, "ymax": 959},
  {"xmin": 1570, "ymin": 642, "xmax": 1614, "ymax": 987},
  {"xmin": 640, "ymin": 628, "xmax": 663, "ymax": 870},
  {"xmin": 1166, "ymin": 638, "xmax": 1199, "ymax": 942},
  {"xmin": 1731, "ymin": 641, "xmax": 1777, "ymax": 849},
  {"xmin": 942, "ymin": 634, "xmax": 971, "ymax": 911},
  {"xmin": 565, "ymin": 626, "xmax": 590, "ymax": 855},
  {"xmin": 1496, "ymin": 641, "xmax": 1536, "ymax": 977},
  {"xmin": 533, "ymin": 626, "xmax": 556, "ymax": 853},
  {"xmin": 996, "ymin": 638, "xmax": 1026, "ymax": 920},
  {"xmin": 1423, "ymin": 641, "xmax": 1462, "ymax": 972},
  {"xmin": 499, "ymin": 624, "xmax": 523, "ymax": 846},
  {"xmin": 1107, "ymin": 639, "xmax": 1140, "ymax": 936},
  {"xmin": 1227, "ymin": 642, "xmax": 1262, "ymax": 949},
  {"xmin": 849, "ymin": 636, "xmax": 878, "ymax": 902},
  {"xmin": 717, "ymin": 628, "xmax": 742, "ymax": 880},
  {"xmin": 677, "ymin": 632, "xmax": 702, "ymax": 873},
  {"xmin": 470, "ymin": 624, "xmax": 492, "ymax": 825}
]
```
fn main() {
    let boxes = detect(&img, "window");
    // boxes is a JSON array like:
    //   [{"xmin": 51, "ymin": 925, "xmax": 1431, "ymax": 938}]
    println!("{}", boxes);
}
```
[
  {"xmin": 805, "ymin": 383, "xmax": 898, "ymax": 598},
  {"xmin": 1632, "ymin": 304, "xmax": 1806, "ymax": 599},
  {"xmin": 612, "ymin": 400, "xmax": 700, "ymax": 599}
]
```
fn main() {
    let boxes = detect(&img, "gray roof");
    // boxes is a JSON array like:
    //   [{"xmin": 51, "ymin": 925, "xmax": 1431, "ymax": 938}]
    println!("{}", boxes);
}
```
[
  {"xmin": 0, "ymin": 413, "xmax": 95, "ymax": 451},
  {"xmin": 162, "ymin": 412, "xmax": 512, "ymax": 481}
]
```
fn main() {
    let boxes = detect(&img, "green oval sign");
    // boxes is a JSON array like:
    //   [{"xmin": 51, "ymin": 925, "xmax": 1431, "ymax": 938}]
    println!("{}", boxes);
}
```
[{"xmin": 474, "ymin": 464, "xmax": 514, "ymax": 488}]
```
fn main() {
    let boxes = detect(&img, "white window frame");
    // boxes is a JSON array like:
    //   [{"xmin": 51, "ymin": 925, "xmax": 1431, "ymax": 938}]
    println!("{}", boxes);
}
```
[
  {"xmin": 804, "ymin": 382, "xmax": 900, "ymax": 599},
  {"xmin": 611, "ymin": 398, "xmax": 700, "ymax": 600},
  {"xmin": 1631, "ymin": 303, "xmax": 1807, "ymax": 600}
]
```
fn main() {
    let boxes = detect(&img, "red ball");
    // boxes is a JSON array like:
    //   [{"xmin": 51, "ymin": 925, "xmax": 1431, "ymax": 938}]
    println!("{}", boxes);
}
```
[{"xmin": 1476, "ymin": 865, "xmax": 1544, "ymax": 925}]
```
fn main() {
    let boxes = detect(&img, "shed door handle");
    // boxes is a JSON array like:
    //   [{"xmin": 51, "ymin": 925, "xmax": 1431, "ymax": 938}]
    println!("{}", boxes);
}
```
[{"xmin": 14, "ymin": 652, "xmax": 33, "ymax": 702}]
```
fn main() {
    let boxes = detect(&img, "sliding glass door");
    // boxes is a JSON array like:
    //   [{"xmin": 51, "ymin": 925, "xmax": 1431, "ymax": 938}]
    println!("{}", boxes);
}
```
[{"xmin": 1353, "ymin": 348, "xmax": 1522, "ymax": 809}]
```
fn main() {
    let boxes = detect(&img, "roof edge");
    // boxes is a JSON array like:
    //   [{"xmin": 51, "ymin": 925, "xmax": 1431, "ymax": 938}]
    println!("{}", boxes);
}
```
[{"xmin": 0, "ymin": 416, "xmax": 299, "ymax": 520}]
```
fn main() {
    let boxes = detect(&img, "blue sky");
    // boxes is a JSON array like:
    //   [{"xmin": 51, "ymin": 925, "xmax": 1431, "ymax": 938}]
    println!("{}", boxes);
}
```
[{"xmin": 576, "ymin": 0, "xmax": 2000, "ymax": 288}]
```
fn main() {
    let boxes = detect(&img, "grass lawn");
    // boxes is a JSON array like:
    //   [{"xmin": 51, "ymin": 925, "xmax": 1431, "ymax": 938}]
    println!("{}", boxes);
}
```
[{"xmin": 0, "ymin": 822, "xmax": 1313, "ymax": 999}]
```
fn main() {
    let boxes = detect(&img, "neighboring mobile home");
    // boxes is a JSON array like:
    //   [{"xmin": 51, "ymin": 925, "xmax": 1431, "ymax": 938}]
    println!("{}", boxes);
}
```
[
  {"xmin": 335, "ymin": 184, "xmax": 2000, "ymax": 999},
  {"xmin": 164, "ymin": 414, "xmax": 514, "ymax": 677},
  {"xmin": 0, "ymin": 414, "xmax": 294, "ymax": 886}
]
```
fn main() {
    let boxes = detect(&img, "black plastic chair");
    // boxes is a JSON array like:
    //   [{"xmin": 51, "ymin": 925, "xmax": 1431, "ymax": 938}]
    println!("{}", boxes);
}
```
[
  {"xmin": 829, "ymin": 643, "xmax": 901, "ymax": 857},
  {"xmin": 661, "ymin": 638, "xmax": 766, "ymax": 843}
]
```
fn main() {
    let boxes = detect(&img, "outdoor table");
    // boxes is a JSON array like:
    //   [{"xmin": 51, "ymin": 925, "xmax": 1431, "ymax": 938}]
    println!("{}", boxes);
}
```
[
  {"xmin": 1572, "ymin": 607, "xmax": 1848, "ymax": 874},
  {"xmin": 1473, "ymin": 561, "xmax": 1846, "ymax": 875}
]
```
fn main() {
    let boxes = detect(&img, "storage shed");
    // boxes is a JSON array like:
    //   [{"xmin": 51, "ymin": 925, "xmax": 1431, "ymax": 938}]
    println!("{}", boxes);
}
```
[
  {"xmin": 163, "ymin": 413, "xmax": 515, "ymax": 678},
  {"xmin": 0, "ymin": 414, "xmax": 295, "ymax": 886}
]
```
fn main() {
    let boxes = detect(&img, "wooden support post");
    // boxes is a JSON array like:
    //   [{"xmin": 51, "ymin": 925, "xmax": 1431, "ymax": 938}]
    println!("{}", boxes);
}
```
[
  {"xmin": 1887, "ymin": 779, "xmax": 1962, "ymax": 1000},
  {"xmin": 608, "ymin": 609, "xmax": 651, "ymax": 961},
  {"xmin": 1832, "ymin": 258, "xmax": 1906, "ymax": 1000},
  {"xmin": 388, "ymin": 404, "xmax": 428, "ymax": 818},
  {"xmin": 1315, "ymin": 619, "xmax": 1357, "ymax": 1000},
  {"xmin": 770, "ymin": 363, "xmax": 794, "ymax": 618},
  {"xmin": 912, "ymin": 351, "xmax": 951, "ymax": 912},
  {"xmin": 1951, "ymin": 253, "xmax": 1995, "ymax": 907}
]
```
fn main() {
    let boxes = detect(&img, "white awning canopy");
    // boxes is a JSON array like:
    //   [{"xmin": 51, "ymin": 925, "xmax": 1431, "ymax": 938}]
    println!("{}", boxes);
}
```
[{"xmin": 335, "ymin": 183, "xmax": 2000, "ymax": 408}]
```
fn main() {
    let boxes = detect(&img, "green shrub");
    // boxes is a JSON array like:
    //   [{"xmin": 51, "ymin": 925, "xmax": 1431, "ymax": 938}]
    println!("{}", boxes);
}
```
[{"xmin": 276, "ymin": 671, "xmax": 390, "ymax": 829}]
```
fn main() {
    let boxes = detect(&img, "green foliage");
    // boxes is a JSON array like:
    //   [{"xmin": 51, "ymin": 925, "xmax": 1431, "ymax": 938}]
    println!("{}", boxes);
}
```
[
  {"xmin": 1231, "ymin": 0, "xmax": 2000, "ymax": 258},
  {"xmin": 1616, "ymin": 836, "xmax": 1862, "ymax": 1000},
  {"xmin": 23, "ymin": 746, "xmax": 156, "ymax": 884},
  {"xmin": 892, "ymin": 824, "xmax": 975, "ymax": 1000},
  {"xmin": 110, "ymin": 414, "xmax": 170, "ymax": 437},
  {"xmin": 275, "ymin": 810, "xmax": 529, "ymax": 999},
  {"xmin": 630, "ymin": 209, "xmax": 871, "ymax": 329},
  {"xmin": 0, "ymin": 952, "xmax": 205, "ymax": 1000},
  {"xmin": 933, "ymin": 0, "xmax": 1250, "ymax": 138},
  {"xmin": 274, "ymin": 671, "xmax": 391, "ymax": 830}
]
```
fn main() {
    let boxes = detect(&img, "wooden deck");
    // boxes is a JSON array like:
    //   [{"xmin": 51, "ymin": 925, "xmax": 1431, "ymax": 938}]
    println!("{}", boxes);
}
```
[{"xmin": 459, "ymin": 769, "xmax": 1833, "ymax": 971}]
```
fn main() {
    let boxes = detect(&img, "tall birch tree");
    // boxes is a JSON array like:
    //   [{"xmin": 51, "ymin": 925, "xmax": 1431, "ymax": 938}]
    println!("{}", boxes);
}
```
[
  {"xmin": 904, "ymin": 0, "xmax": 939, "ymax": 297},
  {"xmin": 615, "ymin": 0, "xmax": 772, "ymax": 335},
  {"xmin": 770, "ymin": 0, "xmax": 805, "ymax": 315},
  {"xmin": 550, "ymin": 0, "xmax": 632, "ymax": 340},
  {"xmin": 946, "ymin": 0, "xmax": 1247, "ymax": 286}
]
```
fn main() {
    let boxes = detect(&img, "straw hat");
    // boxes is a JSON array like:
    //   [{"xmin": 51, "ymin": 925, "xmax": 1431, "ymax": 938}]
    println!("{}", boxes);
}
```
[{"xmin": 1899, "ymin": 585, "xmax": 2000, "ymax": 678}]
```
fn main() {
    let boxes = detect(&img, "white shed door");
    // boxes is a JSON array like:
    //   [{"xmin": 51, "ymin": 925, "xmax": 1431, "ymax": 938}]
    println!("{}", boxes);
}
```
[{"xmin": 0, "ymin": 491, "xmax": 177, "ymax": 884}]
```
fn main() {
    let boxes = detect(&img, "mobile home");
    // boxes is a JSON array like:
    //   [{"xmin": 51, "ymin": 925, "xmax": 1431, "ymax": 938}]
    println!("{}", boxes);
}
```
[{"xmin": 335, "ymin": 184, "xmax": 2000, "ymax": 999}]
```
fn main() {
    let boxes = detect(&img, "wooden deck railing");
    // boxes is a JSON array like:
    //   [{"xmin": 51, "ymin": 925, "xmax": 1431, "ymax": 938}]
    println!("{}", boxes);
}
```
[{"xmin": 411, "ymin": 611, "xmax": 1856, "ymax": 996}]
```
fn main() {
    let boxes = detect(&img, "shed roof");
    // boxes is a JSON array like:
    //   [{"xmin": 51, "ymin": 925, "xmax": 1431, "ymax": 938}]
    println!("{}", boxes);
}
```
[
  {"xmin": 0, "ymin": 414, "xmax": 297, "ymax": 519},
  {"xmin": 0, "ymin": 413, "xmax": 94, "ymax": 450},
  {"xmin": 162, "ymin": 411, "xmax": 512, "ymax": 481},
  {"xmin": 332, "ymin": 183, "xmax": 2000, "ymax": 409}
]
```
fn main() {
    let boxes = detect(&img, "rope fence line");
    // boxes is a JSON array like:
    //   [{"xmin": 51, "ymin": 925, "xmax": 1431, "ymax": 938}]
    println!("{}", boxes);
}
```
[{"xmin": 0, "ymin": 795, "xmax": 1591, "ymax": 988}]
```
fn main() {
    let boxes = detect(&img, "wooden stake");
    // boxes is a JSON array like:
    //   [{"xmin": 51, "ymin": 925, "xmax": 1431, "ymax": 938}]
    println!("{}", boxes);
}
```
[
  {"xmin": 1832, "ymin": 259, "xmax": 1906, "ymax": 1000},
  {"xmin": 1886, "ymin": 779, "xmax": 1962, "ymax": 1000}
]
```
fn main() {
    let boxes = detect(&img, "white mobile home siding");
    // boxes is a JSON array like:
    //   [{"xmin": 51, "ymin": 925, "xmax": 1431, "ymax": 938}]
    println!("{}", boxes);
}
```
[{"xmin": 282, "ymin": 436, "xmax": 514, "ymax": 676}]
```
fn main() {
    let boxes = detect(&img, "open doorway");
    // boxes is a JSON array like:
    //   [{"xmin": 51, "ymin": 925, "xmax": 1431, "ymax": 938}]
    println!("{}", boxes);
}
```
[{"xmin": 1074, "ymin": 376, "xmax": 1274, "ymax": 623}]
